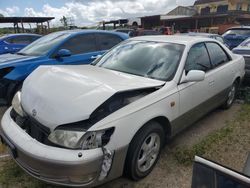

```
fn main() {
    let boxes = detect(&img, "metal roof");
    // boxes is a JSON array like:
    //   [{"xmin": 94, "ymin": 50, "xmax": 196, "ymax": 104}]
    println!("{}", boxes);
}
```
[
  {"xmin": 0, "ymin": 17, "xmax": 54, "ymax": 23},
  {"xmin": 194, "ymin": 0, "xmax": 225, "ymax": 5}
]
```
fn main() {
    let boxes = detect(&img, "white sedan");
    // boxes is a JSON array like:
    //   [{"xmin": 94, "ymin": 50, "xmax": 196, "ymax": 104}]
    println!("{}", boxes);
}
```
[{"xmin": 0, "ymin": 36, "xmax": 245, "ymax": 187}]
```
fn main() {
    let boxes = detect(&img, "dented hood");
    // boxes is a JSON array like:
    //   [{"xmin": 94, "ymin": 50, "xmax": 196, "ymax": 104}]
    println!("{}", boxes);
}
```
[{"xmin": 21, "ymin": 65, "xmax": 164, "ymax": 130}]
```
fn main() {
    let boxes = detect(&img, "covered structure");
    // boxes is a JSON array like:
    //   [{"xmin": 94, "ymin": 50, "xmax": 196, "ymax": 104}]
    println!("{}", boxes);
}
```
[
  {"xmin": 161, "ymin": 11, "xmax": 250, "ymax": 34},
  {"xmin": 0, "ymin": 17, "xmax": 54, "ymax": 34}
]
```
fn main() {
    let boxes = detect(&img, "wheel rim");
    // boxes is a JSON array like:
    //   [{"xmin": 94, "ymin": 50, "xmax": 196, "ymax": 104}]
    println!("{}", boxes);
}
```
[
  {"xmin": 137, "ymin": 133, "xmax": 161, "ymax": 173},
  {"xmin": 227, "ymin": 85, "xmax": 236, "ymax": 106}
]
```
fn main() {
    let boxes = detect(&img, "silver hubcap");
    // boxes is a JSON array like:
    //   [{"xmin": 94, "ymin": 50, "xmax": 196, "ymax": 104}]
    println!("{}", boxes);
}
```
[
  {"xmin": 137, "ymin": 133, "xmax": 160, "ymax": 173},
  {"xmin": 227, "ymin": 85, "xmax": 236, "ymax": 106}
]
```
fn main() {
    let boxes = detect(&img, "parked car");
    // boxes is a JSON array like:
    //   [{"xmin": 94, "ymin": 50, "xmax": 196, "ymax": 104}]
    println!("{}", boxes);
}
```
[
  {"xmin": 0, "ymin": 33, "xmax": 41, "ymax": 55},
  {"xmin": 114, "ymin": 28, "xmax": 135, "ymax": 34},
  {"xmin": 159, "ymin": 27, "xmax": 172, "ymax": 35},
  {"xmin": 129, "ymin": 29, "xmax": 162, "ymax": 37},
  {"xmin": 222, "ymin": 26, "xmax": 250, "ymax": 50},
  {"xmin": 192, "ymin": 156, "xmax": 250, "ymax": 188},
  {"xmin": 181, "ymin": 32, "xmax": 229, "ymax": 47},
  {"xmin": 0, "ymin": 30, "xmax": 128, "ymax": 105},
  {"xmin": 232, "ymin": 38, "xmax": 250, "ymax": 81},
  {"xmin": 0, "ymin": 36, "xmax": 245, "ymax": 187}
]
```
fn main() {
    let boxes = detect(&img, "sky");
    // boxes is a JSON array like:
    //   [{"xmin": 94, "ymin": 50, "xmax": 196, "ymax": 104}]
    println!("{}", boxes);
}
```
[{"xmin": 0, "ymin": 0, "xmax": 196, "ymax": 27}]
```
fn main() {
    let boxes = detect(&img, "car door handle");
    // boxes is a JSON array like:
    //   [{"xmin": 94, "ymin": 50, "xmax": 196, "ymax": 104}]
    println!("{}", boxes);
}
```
[{"xmin": 91, "ymin": 55, "xmax": 99, "ymax": 59}]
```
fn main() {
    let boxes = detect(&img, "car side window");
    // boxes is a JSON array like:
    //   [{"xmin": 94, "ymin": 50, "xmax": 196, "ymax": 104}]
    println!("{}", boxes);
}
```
[
  {"xmin": 206, "ymin": 42, "xmax": 230, "ymax": 67},
  {"xmin": 5, "ymin": 36, "xmax": 31, "ymax": 44},
  {"xmin": 185, "ymin": 43, "xmax": 211, "ymax": 73},
  {"xmin": 30, "ymin": 36, "xmax": 40, "ymax": 43},
  {"xmin": 95, "ymin": 33, "xmax": 122, "ymax": 51},
  {"xmin": 216, "ymin": 36, "xmax": 225, "ymax": 44},
  {"xmin": 59, "ymin": 34, "xmax": 97, "ymax": 55}
]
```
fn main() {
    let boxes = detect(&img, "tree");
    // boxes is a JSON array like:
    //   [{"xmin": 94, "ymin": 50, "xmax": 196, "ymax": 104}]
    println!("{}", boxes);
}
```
[{"xmin": 60, "ymin": 16, "xmax": 68, "ymax": 28}]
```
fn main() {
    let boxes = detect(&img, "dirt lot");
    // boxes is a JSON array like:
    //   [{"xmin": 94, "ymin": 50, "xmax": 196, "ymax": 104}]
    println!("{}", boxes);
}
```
[{"xmin": 0, "ymin": 103, "xmax": 249, "ymax": 188}]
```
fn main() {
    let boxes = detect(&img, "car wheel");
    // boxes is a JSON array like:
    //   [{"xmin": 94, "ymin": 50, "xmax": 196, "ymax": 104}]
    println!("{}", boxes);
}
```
[
  {"xmin": 125, "ymin": 121, "xmax": 165, "ymax": 180},
  {"xmin": 222, "ymin": 81, "xmax": 237, "ymax": 109}
]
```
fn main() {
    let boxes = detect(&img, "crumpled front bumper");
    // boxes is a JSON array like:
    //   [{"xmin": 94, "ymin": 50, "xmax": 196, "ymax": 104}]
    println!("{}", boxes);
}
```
[{"xmin": 0, "ymin": 108, "xmax": 107, "ymax": 187}]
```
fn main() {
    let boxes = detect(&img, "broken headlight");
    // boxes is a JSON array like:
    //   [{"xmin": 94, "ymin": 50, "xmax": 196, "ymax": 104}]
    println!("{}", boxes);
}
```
[
  {"xmin": 12, "ymin": 91, "xmax": 25, "ymax": 117},
  {"xmin": 48, "ymin": 127, "xmax": 114, "ymax": 150}
]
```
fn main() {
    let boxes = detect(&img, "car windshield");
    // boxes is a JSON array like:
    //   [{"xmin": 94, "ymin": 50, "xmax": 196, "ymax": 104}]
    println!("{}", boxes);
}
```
[
  {"xmin": 94, "ymin": 40, "xmax": 185, "ymax": 81},
  {"xmin": 224, "ymin": 29, "xmax": 250, "ymax": 36},
  {"xmin": 17, "ymin": 32, "xmax": 71, "ymax": 56}
]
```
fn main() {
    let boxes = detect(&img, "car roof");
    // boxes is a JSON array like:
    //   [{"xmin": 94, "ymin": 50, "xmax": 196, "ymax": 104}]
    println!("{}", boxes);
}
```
[
  {"xmin": 52, "ymin": 29, "xmax": 129, "ymax": 38},
  {"xmin": 115, "ymin": 28, "xmax": 133, "ymax": 31},
  {"xmin": 2, "ymin": 33, "xmax": 41, "ymax": 37},
  {"xmin": 227, "ymin": 26, "xmax": 250, "ymax": 30},
  {"xmin": 186, "ymin": 32, "xmax": 219, "ymax": 36},
  {"xmin": 129, "ymin": 35, "xmax": 217, "ymax": 46}
]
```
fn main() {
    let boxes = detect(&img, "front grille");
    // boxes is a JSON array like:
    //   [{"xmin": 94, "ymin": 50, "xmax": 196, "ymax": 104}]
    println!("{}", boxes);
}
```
[{"xmin": 10, "ymin": 109, "xmax": 51, "ymax": 144}]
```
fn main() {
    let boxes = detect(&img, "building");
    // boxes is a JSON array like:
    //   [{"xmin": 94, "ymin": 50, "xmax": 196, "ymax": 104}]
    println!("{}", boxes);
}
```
[
  {"xmin": 167, "ymin": 6, "xmax": 197, "ymax": 16},
  {"xmin": 161, "ymin": 0, "xmax": 250, "ymax": 34},
  {"xmin": 195, "ymin": 0, "xmax": 250, "ymax": 15}
]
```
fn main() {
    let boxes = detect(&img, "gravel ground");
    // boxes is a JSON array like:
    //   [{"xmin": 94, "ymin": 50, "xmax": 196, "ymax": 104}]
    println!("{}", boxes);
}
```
[{"xmin": 0, "ymin": 104, "xmax": 244, "ymax": 188}]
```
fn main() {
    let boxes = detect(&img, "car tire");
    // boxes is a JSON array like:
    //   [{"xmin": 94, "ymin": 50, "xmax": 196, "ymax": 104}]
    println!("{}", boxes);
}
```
[
  {"xmin": 125, "ymin": 121, "xmax": 165, "ymax": 181},
  {"xmin": 222, "ymin": 81, "xmax": 238, "ymax": 109}
]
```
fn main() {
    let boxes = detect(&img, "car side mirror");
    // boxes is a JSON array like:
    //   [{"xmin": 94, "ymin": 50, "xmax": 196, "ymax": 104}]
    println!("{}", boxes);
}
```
[
  {"xmin": 55, "ymin": 49, "xmax": 71, "ymax": 58},
  {"xmin": 181, "ymin": 70, "xmax": 205, "ymax": 83}
]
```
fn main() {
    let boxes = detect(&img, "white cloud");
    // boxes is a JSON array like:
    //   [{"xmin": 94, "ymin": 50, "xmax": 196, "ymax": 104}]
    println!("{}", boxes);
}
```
[
  {"xmin": 23, "ymin": 0, "xmax": 196, "ymax": 27},
  {"xmin": 6, "ymin": 6, "xmax": 20, "ymax": 15},
  {"xmin": 0, "ymin": 6, "xmax": 20, "ymax": 17}
]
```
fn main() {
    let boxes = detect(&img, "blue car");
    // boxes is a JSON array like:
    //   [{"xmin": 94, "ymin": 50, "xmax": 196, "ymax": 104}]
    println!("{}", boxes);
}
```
[
  {"xmin": 222, "ymin": 26, "xmax": 250, "ymax": 50},
  {"xmin": 0, "ymin": 33, "xmax": 41, "ymax": 54},
  {"xmin": 0, "ymin": 30, "xmax": 128, "ymax": 105}
]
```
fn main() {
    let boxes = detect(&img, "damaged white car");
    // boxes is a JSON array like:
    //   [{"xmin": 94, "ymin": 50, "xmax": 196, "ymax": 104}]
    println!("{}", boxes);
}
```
[{"xmin": 0, "ymin": 36, "xmax": 245, "ymax": 187}]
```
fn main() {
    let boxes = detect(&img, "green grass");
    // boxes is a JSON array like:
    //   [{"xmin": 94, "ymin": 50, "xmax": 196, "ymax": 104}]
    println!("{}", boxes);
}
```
[
  {"xmin": 173, "ymin": 104, "xmax": 250, "ymax": 166},
  {"xmin": 0, "ymin": 144, "xmax": 6, "ymax": 154},
  {"xmin": 0, "ymin": 161, "xmax": 50, "ymax": 188}
]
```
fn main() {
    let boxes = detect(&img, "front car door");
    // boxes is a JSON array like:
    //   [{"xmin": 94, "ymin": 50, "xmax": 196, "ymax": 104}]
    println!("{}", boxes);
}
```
[
  {"xmin": 52, "ymin": 33, "xmax": 101, "ymax": 65},
  {"xmin": 174, "ymin": 42, "xmax": 213, "ymax": 133},
  {"xmin": 192, "ymin": 156, "xmax": 250, "ymax": 188}
]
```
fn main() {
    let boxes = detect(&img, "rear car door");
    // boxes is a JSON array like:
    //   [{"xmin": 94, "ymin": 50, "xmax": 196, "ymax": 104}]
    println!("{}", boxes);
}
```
[
  {"xmin": 53, "ymin": 34, "xmax": 101, "ymax": 65},
  {"xmin": 192, "ymin": 156, "xmax": 250, "ymax": 188},
  {"xmin": 204, "ymin": 42, "xmax": 234, "ymax": 106},
  {"xmin": 95, "ymin": 33, "xmax": 123, "ymax": 56}
]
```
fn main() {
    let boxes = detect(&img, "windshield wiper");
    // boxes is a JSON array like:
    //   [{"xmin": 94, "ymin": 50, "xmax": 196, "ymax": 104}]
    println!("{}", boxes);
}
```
[{"xmin": 16, "ymin": 52, "xmax": 27, "ymax": 56}]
